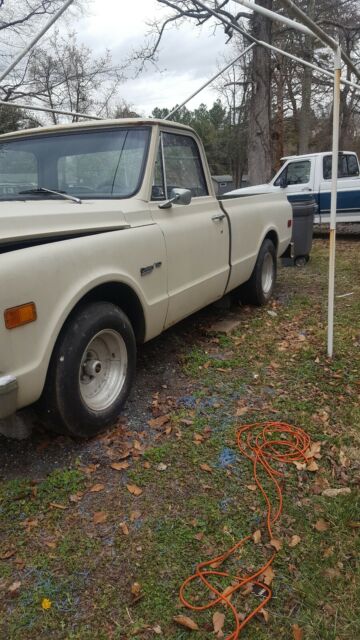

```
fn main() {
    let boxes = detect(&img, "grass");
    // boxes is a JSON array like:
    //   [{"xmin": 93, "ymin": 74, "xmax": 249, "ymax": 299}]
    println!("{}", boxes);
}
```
[{"xmin": 0, "ymin": 239, "xmax": 359, "ymax": 639}]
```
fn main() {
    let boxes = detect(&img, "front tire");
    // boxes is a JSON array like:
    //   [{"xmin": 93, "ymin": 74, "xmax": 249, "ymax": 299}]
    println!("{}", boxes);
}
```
[
  {"xmin": 41, "ymin": 302, "xmax": 136, "ymax": 438},
  {"xmin": 242, "ymin": 238, "xmax": 277, "ymax": 306}
]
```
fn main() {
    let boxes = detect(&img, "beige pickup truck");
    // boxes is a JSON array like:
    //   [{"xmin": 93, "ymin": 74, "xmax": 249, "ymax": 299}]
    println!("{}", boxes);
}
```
[{"xmin": 0, "ymin": 118, "xmax": 292, "ymax": 437}]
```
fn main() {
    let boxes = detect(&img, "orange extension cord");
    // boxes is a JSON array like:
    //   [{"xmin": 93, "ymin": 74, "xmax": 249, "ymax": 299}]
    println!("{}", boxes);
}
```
[{"xmin": 179, "ymin": 422, "xmax": 311, "ymax": 638}]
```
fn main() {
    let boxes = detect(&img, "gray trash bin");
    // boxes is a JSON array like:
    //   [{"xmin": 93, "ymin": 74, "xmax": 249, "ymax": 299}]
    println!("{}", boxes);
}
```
[{"xmin": 289, "ymin": 196, "xmax": 317, "ymax": 266}]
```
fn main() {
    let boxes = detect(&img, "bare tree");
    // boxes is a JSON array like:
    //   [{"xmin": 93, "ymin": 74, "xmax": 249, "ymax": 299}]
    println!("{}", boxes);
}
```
[{"xmin": 27, "ymin": 31, "xmax": 124, "ymax": 123}]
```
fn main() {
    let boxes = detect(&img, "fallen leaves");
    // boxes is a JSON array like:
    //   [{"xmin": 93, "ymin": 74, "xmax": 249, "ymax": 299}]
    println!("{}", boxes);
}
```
[
  {"xmin": 126, "ymin": 484, "xmax": 143, "ymax": 496},
  {"xmin": 199, "ymin": 463, "xmax": 213, "ymax": 473},
  {"xmin": 89, "ymin": 483, "xmax": 105, "ymax": 493},
  {"xmin": 213, "ymin": 611, "xmax": 225, "ymax": 637},
  {"xmin": 119, "ymin": 522, "xmax": 129, "ymax": 536},
  {"xmin": 322, "ymin": 487, "xmax": 351, "ymax": 497},
  {"xmin": 260, "ymin": 565, "xmax": 275, "ymax": 586},
  {"xmin": 8, "ymin": 581, "xmax": 21, "ymax": 596},
  {"xmin": 110, "ymin": 462, "xmax": 130, "ymax": 471},
  {"xmin": 289, "ymin": 535, "xmax": 301, "ymax": 548},
  {"xmin": 93, "ymin": 511, "xmax": 108, "ymax": 525},
  {"xmin": 252, "ymin": 530, "xmax": 262, "ymax": 544},
  {"xmin": 173, "ymin": 614, "xmax": 199, "ymax": 630},
  {"xmin": 292, "ymin": 623, "xmax": 304, "ymax": 640},
  {"xmin": 0, "ymin": 549, "xmax": 16, "ymax": 560},
  {"xmin": 148, "ymin": 415, "xmax": 170, "ymax": 429},
  {"xmin": 315, "ymin": 519, "xmax": 329, "ymax": 532},
  {"xmin": 49, "ymin": 502, "xmax": 67, "ymax": 510},
  {"xmin": 270, "ymin": 538, "xmax": 282, "ymax": 552}
]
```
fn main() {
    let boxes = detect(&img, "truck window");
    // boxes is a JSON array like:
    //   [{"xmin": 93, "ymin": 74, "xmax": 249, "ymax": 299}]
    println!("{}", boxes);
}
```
[
  {"xmin": 0, "ymin": 128, "xmax": 150, "ymax": 200},
  {"xmin": 323, "ymin": 154, "xmax": 360, "ymax": 180},
  {"xmin": 161, "ymin": 132, "xmax": 208, "ymax": 198},
  {"xmin": 274, "ymin": 160, "xmax": 311, "ymax": 186}
]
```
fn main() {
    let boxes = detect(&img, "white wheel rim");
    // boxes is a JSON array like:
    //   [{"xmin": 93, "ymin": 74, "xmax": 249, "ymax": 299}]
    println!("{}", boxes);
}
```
[
  {"xmin": 79, "ymin": 329, "xmax": 128, "ymax": 411},
  {"xmin": 262, "ymin": 253, "xmax": 274, "ymax": 294}
]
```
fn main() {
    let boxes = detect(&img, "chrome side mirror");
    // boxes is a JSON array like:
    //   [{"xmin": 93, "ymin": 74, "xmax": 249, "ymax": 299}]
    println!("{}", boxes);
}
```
[{"xmin": 159, "ymin": 188, "xmax": 192, "ymax": 209}]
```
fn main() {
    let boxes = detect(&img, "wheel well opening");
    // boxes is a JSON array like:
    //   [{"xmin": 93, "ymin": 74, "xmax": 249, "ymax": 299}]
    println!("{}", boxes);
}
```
[
  {"xmin": 79, "ymin": 282, "xmax": 146, "ymax": 343},
  {"xmin": 264, "ymin": 230, "xmax": 278, "ymax": 251}
]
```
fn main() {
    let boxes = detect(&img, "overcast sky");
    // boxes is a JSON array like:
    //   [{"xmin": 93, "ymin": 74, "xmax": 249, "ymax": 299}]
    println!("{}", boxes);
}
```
[{"xmin": 72, "ymin": 0, "xmax": 238, "ymax": 115}]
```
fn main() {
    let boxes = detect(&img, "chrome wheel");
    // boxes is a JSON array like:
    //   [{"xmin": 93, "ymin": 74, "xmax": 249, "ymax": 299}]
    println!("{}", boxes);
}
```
[
  {"xmin": 79, "ymin": 329, "xmax": 128, "ymax": 411},
  {"xmin": 261, "ymin": 252, "xmax": 274, "ymax": 294}
]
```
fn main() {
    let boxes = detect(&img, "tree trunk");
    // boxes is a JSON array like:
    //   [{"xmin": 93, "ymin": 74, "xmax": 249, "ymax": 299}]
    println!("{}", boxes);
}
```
[
  {"xmin": 247, "ymin": 0, "xmax": 272, "ymax": 185},
  {"xmin": 298, "ymin": 0, "xmax": 316, "ymax": 154}
]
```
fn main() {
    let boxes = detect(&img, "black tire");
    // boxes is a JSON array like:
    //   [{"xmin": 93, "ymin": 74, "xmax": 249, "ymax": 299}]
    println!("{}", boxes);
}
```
[
  {"xmin": 40, "ymin": 302, "xmax": 136, "ymax": 438},
  {"xmin": 242, "ymin": 238, "xmax": 277, "ymax": 306}
]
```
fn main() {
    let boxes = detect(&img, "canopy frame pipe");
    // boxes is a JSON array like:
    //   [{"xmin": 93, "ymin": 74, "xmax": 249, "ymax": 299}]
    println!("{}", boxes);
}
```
[
  {"xmin": 0, "ymin": 0, "xmax": 76, "ymax": 86},
  {"xmin": 165, "ymin": 43, "xmax": 255, "ymax": 119},
  {"xmin": 197, "ymin": 0, "xmax": 360, "ymax": 358},
  {"xmin": 0, "ymin": 98, "xmax": 101, "ymax": 120}
]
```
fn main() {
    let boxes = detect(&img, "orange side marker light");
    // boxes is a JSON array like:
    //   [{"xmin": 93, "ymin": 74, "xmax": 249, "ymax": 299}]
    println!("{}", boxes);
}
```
[{"xmin": 4, "ymin": 302, "xmax": 37, "ymax": 329}]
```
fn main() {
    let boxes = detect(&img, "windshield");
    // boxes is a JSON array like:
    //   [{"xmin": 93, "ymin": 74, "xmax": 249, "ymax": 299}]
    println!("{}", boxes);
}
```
[{"xmin": 0, "ymin": 127, "xmax": 150, "ymax": 201}]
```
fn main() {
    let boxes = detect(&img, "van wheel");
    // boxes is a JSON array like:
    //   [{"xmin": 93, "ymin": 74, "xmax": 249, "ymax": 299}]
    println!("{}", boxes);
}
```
[
  {"xmin": 41, "ymin": 302, "xmax": 136, "ymax": 438},
  {"xmin": 242, "ymin": 239, "xmax": 277, "ymax": 306}
]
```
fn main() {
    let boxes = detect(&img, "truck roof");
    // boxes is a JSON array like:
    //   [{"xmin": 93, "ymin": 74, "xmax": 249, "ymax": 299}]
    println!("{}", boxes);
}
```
[
  {"xmin": 281, "ymin": 151, "xmax": 356, "ymax": 161},
  {"xmin": 0, "ymin": 117, "xmax": 195, "ymax": 141}
]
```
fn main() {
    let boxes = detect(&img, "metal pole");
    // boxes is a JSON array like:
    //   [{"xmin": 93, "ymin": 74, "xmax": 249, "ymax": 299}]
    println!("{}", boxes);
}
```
[
  {"xmin": 327, "ymin": 46, "xmax": 342, "ymax": 358},
  {"xmin": 0, "ymin": 0, "xmax": 76, "ymax": 85},
  {"xmin": 232, "ymin": 0, "xmax": 314, "ymax": 37},
  {"xmin": 0, "ymin": 98, "xmax": 102, "ymax": 120},
  {"xmin": 165, "ymin": 44, "xmax": 255, "ymax": 119},
  {"xmin": 278, "ymin": 0, "xmax": 360, "ymax": 81}
]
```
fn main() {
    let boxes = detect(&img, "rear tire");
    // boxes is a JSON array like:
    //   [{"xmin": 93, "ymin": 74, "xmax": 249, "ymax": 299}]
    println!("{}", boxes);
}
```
[
  {"xmin": 40, "ymin": 301, "xmax": 136, "ymax": 438},
  {"xmin": 242, "ymin": 238, "xmax": 277, "ymax": 306}
]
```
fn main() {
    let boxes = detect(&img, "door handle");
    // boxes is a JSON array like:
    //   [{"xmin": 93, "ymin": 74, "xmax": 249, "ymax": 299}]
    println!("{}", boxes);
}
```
[
  {"xmin": 211, "ymin": 213, "xmax": 226, "ymax": 222},
  {"xmin": 301, "ymin": 187, "xmax": 312, "ymax": 192}
]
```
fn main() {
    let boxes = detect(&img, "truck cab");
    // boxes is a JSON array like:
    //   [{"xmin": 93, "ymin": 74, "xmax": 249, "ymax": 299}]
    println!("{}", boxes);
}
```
[{"xmin": 226, "ymin": 151, "xmax": 360, "ymax": 223}]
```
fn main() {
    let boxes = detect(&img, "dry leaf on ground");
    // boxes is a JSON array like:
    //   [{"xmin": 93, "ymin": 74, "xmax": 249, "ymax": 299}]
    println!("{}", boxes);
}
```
[
  {"xmin": 289, "ymin": 535, "xmax": 301, "ymax": 548},
  {"xmin": 0, "ymin": 549, "xmax": 16, "ymax": 560},
  {"xmin": 213, "ymin": 611, "xmax": 225, "ymax": 636},
  {"xmin": 246, "ymin": 484, "xmax": 257, "ymax": 491},
  {"xmin": 270, "ymin": 538, "xmax": 282, "ymax": 551},
  {"xmin": 131, "ymin": 582, "xmax": 141, "ymax": 596},
  {"xmin": 261, "ymin": 565, "xmax": 275, "ymax": 586},
  {"xmin": 199, "ymin": 463, "xmax": 212, "ymax": 473},
  {"xmin": 93, "ymin": 511, "xmax": 108, "ymax": 524},
  {"xmin": 89, "ymin": 483, "xmax": 105, "ymax": 493},
  {"xmin": 322, "ymin": 487, "xmax": 351, "ymax": 497},
  {"xmin": 119, "ymin": 522, "xmax": 129, "ymax": 535},
  {"xmin": 259, "ymin": 608, "xmax": 269, "ymax": 623},
  {"xmin": 110, "ymin": 462, "xmax": 130, "ymax": 471},
  {"xmin": 126, "ymin": 484, "xmax": 143, "ymax": 496},
  {"xmin": 315, "ymin": 519, "xmax": 329, "ymax": 532},
  {"xmin": 253, "ymin": 530, "xmax": 262, "ymax": 544},
  {"xmin": 173, "ymin": 615, "xmax": 199, "ymax": 630},
  {"xmin": 8, "ymin": 581, "xmax": 21, "ymax": 595},
  {"xmin": 292, "ymin": 623, "xmax": 304, "ymax": 640}
]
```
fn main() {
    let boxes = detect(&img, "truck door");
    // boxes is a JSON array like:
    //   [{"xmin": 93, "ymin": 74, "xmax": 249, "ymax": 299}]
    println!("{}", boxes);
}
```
[
  {"xmin": 320, "ymin": 153, "xmax": 360, "ymax": 220},
  {"xmin": 149, "ymin": 130, "xmax": 229, "ymax": 328},
  {"xmin": 273, "ymin": 159, "xmax": 315, "ymax": 201}
]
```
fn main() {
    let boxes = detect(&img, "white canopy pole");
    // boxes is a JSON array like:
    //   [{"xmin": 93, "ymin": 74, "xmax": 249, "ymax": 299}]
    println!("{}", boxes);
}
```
[
  {"xmin": 165, "ymin": 44, "xmax": 255, "ymax": 119},
  {"xmin": 0, "ymin": 0, "xmax": 76, "ymax": 85},
  {"xmin": 327, "ymin": 47, "xmax": 342, "ymax": 358},
  {"xmin": 0, "ymin": 98, "xmax": 101, "ymax": 121},
  {"xmin": 232, "ymin": 0, "xmax": 314, "ymax": 37}
]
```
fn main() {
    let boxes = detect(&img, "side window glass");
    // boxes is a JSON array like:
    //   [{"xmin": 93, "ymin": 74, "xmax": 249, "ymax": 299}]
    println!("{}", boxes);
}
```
[
  {"xmin": 323, "ymin": 156, "xmax": 332, "ymax": 180},
  {"xmin": 151, "ymin": 144, "xmax": 165, "ymax": 200},
  {"xmin": 162, "ymin": 132, "xmax": 208, "ymax": 198},
  {"xmin": 286, "ymin": 161, "xmax": 311, "ymax": 185},
  {"xmin": 347, "ymin": 155, "xmax": 359, "ymax": 177},
  {"xmin": 274, "ymin": 166, "xmax": 287, "ymax": 187}
]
